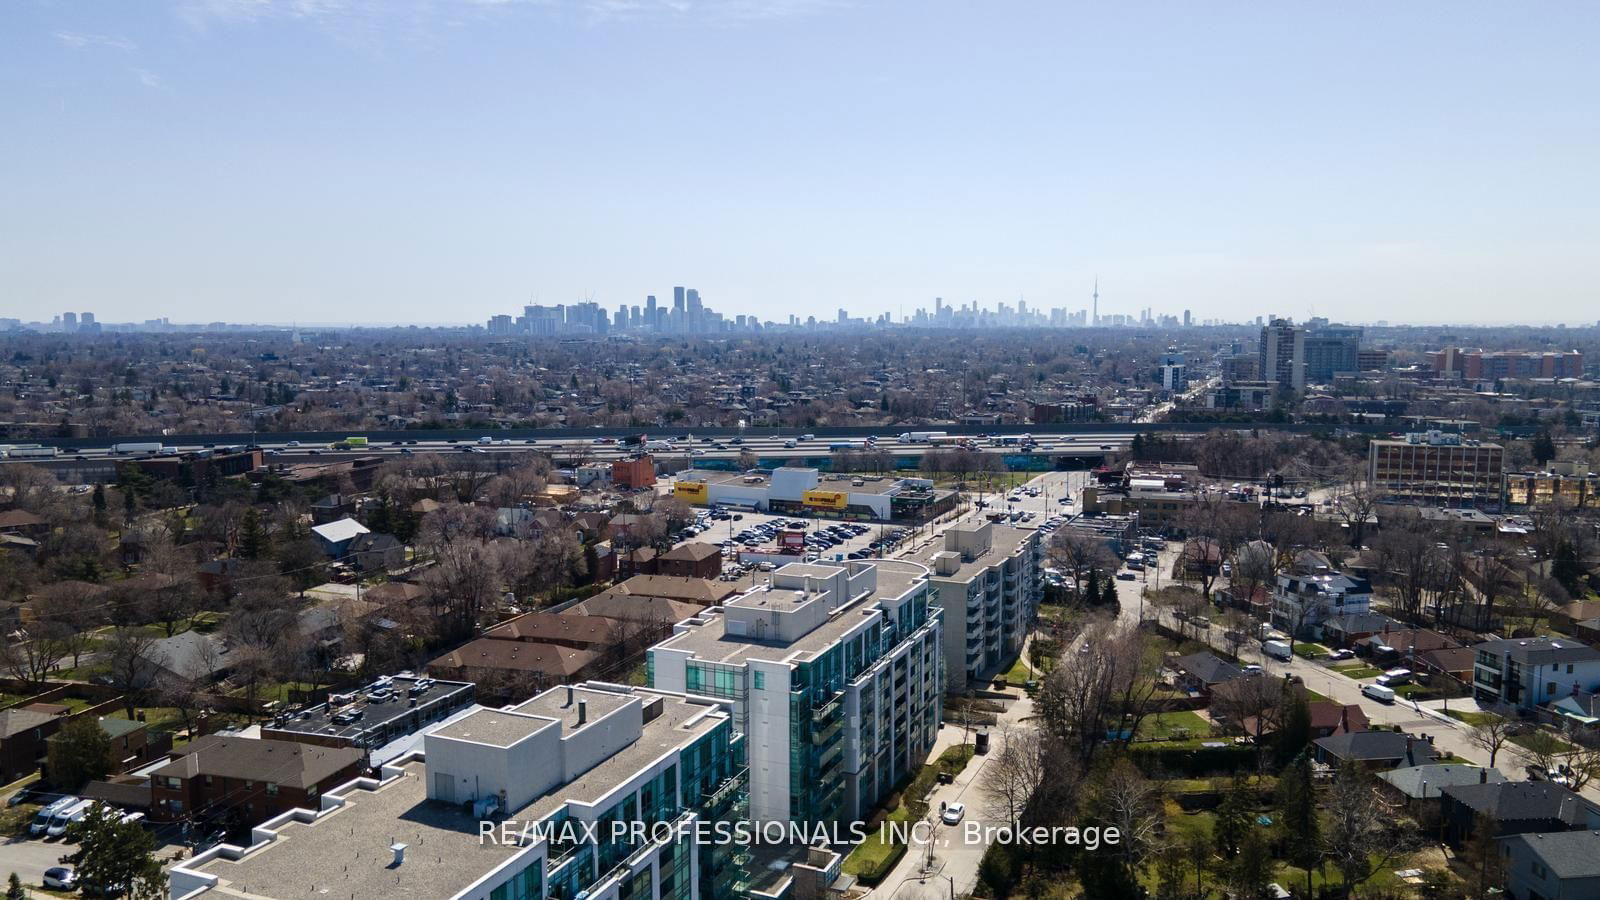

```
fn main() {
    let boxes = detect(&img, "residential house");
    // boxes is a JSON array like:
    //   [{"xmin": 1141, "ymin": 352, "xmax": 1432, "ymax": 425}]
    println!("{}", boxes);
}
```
[
  {"xmin": 1472, "ymin": 638, "xmax": 1600, "ymax": 711},
  {"xmin": 310, "ymin": 518, "xmax": 369, "ymax": 558},
  {"xmin": 1240, "ymin": 701, "xmax": 1368, "ymax": 741},
  {"xmin": 196, "ymin": 558, "xmax": 247, "ymax": 595},
  {"xmin": 347, "ymin": 532, "xmax": 405, "ymax": 573},
  {"xmin": 1554, "ymin": 601, "xmax": 1600, "ymax": 633},
  {"xmin": 139, "ymin": 630, "xmax": 230, "ymax": 687},
  {"xmin": 1313, "ymin": 731, "xmax": 1440, "ymax": 770},
  {"xmin": 309, "ymin": 493, "xmax": 354, "ymax": 525},
  {"xmin": 1439, "ymin": 781, "xmax": 1600, "ymax": 844},
  {"xmin": 1502, "ymin": 829, "xmax": 1600, "ymax": 900},
  {"xmin": 1170, "ymin": 652, "xmax": 1247, "ymax": 696},
  {"xmin": 149, "ymin": 735, "xmax": 365, "ymax": 829},
  {"xmin": 426, "ymin": 639, "xmax": 603, "ymax": 698},
  {"xmin": 1322, "ymin": 612, "xmax": 1403, "ymax": 647},
  {"xmin": 656, "ymin": 542, "xmax": 722, "ymax": 579},
  {"xmin": 1377, "ymin": 764, "xmax": 1505, "ymax": 827},
  {"xmin": 0, "ymin": 510, "xmax": 49, "ymax": 540},
  {"xmin": 483, "ymin": 611, "xmax": 621, "ymax": 650},
  {"xmin": 1272, "ymin": 570, "xmax": 1373, "ymax": 640},
  {"xmin": 0, "ymin": 706, "xmax": 67, "ymax": 782}
]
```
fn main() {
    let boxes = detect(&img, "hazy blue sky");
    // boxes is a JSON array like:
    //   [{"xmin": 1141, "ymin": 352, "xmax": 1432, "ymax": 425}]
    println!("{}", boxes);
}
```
[{"xmin": 3, "ymin": 1, "xmax": 1597, "ymax": 326}]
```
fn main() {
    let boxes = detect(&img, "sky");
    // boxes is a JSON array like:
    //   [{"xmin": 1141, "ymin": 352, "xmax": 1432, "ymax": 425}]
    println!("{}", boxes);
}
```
[{"xmin": 2, "ymin": 1, "xmax": 1598, "ymax": 327}]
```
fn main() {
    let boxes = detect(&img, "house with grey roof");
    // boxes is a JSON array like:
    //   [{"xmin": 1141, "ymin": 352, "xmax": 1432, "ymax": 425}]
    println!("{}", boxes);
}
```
[
  {"xmin": 1170, "ymin": 651, "xmax": 1247, "ymax": 696},
  {"xmin": 1313, "ymin": 731, "xmax": 1439, "ymax": 770},
  {"xmin": 1502, "ymin": 829, "xmax": 1600, "ymax": 900},
  {"xmin": 1378, "ymin": 764, "xmax": 1505, "ymax": 825},
  {"xmin": 1439, "ymin": 781, "xmax": 1600, "ymax": 845}
]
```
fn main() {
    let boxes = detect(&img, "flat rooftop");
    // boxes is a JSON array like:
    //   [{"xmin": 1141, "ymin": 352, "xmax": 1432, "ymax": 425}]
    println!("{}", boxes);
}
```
[
  {"xmin": 191, "ymin": 689, "xmax": 724, "ymax": 900},
  {"xmin": 813, "ymin": 474, "xmax": 901, "ymax": 495},
  {"xmin": 657, "ymin": 559, "xmax": 927, "ymax": 666},
  {"xmin": 903, "ymin": 524, "xmax": 1034, "ymax": 582},
  {"xmin": 429, "ymin": 708, "xmax": 548, "ymax": 748}
]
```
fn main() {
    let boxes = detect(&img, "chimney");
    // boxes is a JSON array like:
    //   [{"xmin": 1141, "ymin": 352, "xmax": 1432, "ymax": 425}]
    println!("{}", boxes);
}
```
[
  {"xmin": 389, "ymin": 842, "xmax": 408, "ymax": 867},
  {"xmin": 566, "ymin": 685, "xmax": 575, "ymax": 707},
  {"xmin": 577, "ymin": 698, "xmax": 587, "ymax": 726},
  {"xmin": 1480, "ymin": 768, "xmax": 1488, "ymax": 783},
  {"xmin": 1339, "ymin": 706, "xmax": 1349, "ymax": 734}
]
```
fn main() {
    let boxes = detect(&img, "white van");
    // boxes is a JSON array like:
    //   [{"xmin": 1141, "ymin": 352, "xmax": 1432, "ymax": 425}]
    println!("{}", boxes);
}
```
[
  {"xmin": 46, "ymin": 799, "xmax": 95, "ymax": 838},
  {"xmin": 1361, "ymin": 683, "xmax": 1396, "ymax": 703},
  {"xmin": 1377, "ymin": 668, "xmax": 1413, "ymax": 687},
  {"xmin": 30, "ymin": 796, "xmax": 79, "ymax": 835}
]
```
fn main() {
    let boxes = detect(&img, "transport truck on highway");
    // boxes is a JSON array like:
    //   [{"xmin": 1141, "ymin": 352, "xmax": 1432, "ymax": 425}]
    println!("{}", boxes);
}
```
[
  {"xmin": 2, "ymin": 446, "xmax": 61, "ymax": 459},
  {"xmin": 111, "ymin": 442, "xmax": 164, "ymax": 455},
  {"xmin": 897, "ymin": 431, "xmax": 948, "ymax": 443}
]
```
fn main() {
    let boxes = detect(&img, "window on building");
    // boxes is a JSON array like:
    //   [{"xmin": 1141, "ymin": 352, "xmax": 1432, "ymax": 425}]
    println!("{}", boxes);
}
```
[
  {"xmin": 753, "ymin": 671, "xmax": 765, "ymax": 690},
  {"xmin": 266, "ymin": 782, "xmax": 278, "ymax": 796}
]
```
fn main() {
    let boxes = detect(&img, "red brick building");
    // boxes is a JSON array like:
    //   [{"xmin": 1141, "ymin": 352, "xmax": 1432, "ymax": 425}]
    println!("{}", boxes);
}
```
[
  {"xmin": 611, "ymin": 454, "xmax": 657, "ymax": 490},
  {"xmin": 149, "ymin": 736, "xmax": 364, "ymax": 828}
]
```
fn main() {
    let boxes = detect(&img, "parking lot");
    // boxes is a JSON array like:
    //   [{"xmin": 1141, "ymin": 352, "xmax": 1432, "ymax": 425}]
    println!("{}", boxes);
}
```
[{"xmin": 671, "ymin": 508, "xmax": 912, "ymax": 579}]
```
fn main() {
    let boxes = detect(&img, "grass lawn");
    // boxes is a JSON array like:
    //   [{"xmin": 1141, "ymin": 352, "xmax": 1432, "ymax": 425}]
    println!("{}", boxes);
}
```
[
  {"xmin": 1292, "ymin": 643, "xmax": 1330, "ymax": 659},
  {"xmin": 1393, "ymin": 684, "xmax": 1431, "ymax": 698},
  {"xmin": 1139, "ymin": 710, "xmax": 1212, "ymax": 742},
  {"xmin": 1336, "ymin": 666, "xmax": 1384, "ymax": 680},
  {"xmin": 843, "ymin": 744, "xmax": 975, "ymax": 884},
  {"xmin": 1511, "ymin": 731, "xmax": 1576, "ymax": 754},
  {"xmin": 1002, "ymin": 656, "xmax": 1034, "ymax": 686},
  {"xmin": 843, "ymin": 805, "xmax": 913, "ymax": 883},
  {"xmin": 1444, "ymin": 710, "xmax": 1492, "ymax": 727},
  {"xmin": 1302, "ymin": 688, "xmax": 1331, "ymax": 704}
]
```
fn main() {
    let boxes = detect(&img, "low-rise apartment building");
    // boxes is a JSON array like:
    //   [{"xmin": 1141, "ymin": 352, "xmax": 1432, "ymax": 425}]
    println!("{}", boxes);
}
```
[
  {"xmin": 150, "ymin": 735, "xmax": 365, "ymax": 828},
  {"xmin": 1368, "ymin": 431, "xmax": 1505, "ymax": 508},
  {"xmin": 905, "ymin": 521, "xmax": 1041, "ymax": 693},
  {"xmin": 647, "ymin": 559, "xmax": 943, "ymax": 825}
]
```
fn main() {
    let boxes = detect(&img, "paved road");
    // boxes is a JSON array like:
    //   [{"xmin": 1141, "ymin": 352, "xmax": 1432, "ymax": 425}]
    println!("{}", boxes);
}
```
[{"xmin": 0, "ymin": 832, "xmax": 72, "ymax": 891}]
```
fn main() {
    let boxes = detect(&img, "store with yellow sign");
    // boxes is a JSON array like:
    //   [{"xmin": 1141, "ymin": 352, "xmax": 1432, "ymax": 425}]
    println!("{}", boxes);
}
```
[
  {"xmin": 802, "ymin": 489, "xmax": 848, "ymax": 510},
  {"xmin": 674, "ymin": 481, "xmax": 709, "ymax": 504}
]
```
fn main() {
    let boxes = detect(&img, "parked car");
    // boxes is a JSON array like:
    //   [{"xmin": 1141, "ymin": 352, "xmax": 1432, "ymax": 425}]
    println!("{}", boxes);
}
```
[
  {"xmin": 43, "ymin": 867, "xmax": 77, "ymax": 890},
  {"xmin": 941, "ymin": 802, "xmax": 966, "ymax": 825}
]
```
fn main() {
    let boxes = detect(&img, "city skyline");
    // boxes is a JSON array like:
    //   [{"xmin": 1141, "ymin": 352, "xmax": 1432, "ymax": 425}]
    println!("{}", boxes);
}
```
[{"xmin": 4, "ymin": 2, "xmax": 1599, "ymax": 325}]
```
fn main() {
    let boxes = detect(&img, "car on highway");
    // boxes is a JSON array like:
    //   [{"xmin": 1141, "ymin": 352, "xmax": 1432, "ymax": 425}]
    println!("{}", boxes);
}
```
[{"xmin": 941, "ymin": 802, "xmax": 965, "ymax": 824}]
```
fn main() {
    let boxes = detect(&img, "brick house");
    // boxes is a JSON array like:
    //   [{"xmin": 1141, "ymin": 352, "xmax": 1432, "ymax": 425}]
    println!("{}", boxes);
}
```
[
  {"xmin": 149, "ymin": 736, "xmax": 365, "ymax": 829},
  {"xmin": 657, "ymin": 542, "xmax": 723, "ymax": 579}
]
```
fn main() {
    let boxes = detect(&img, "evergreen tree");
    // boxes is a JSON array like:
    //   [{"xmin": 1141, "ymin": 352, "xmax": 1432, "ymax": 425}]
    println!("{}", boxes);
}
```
[
  {"xmin": 1101, "ymin": 578, "xmax": 1119, "ymax": 610},
  {"xmin": 1214, "ymin": 777, "xmax": 1252, "ymax": 859},
  {"xmin": 1229, "ymin": 830, "xmax": 1272, "ymax": 900},
  {"xmin": 1533, "ymin": 430, "xmax": 1558, "ymax": 466},
  {"xmin": 1275, "ymin": 690, "xmax": 1313, "ymax": 767},
  {"xmin": 62, "ymin": 803, "xmax": 164, "ymax": 898},
  {"xmin": 1279, "ymin": 753, "xmax": 1321, "ymax": 898},
  {"xmin": 6, "ymin": 873, "xmax": 23, "ymax": 900},
  {"xmin": 1085, "ymin": 567, "xmax": 1101, "ymax": 605},
  {"xmin": 239, "ymin": 508, "xmax": 267, "ymax": 560}
]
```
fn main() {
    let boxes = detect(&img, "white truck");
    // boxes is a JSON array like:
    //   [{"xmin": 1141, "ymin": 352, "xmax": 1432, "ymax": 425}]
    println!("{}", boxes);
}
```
[
  {"xmin": 1262, "ymin": 640, "xmax": 1293, "ymax": 662},
  {"xmin": 644, "ymin": 440, "xmax": 674, "ymax": 451},
  {"xmin": 897, "ymin": 431, "xmax": 948, "ymax": 444},
  {"xmin": 111, "ymin": 442, "xmax": 164, "ymax": 454}
]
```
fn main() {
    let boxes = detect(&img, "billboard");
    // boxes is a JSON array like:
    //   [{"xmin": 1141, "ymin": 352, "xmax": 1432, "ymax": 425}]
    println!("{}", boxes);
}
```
[
  {"xmin": 674, "ymin": 481, "xmax": 709, "ymax": 504},
  {"xmin": 803, "ymin": 489, "xmax": 849, "ymax": 510}
]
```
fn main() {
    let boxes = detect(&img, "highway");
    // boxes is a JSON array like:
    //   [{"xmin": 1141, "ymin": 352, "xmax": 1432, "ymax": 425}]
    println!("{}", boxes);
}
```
[{"xmin": 3, "ymin": 431, "xmax": 1143, "ymax": 476}]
